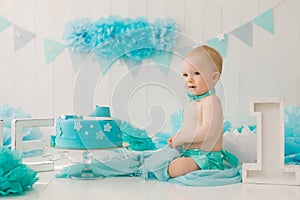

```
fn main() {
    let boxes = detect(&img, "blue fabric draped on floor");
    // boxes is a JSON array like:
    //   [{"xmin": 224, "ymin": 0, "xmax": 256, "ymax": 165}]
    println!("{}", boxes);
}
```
[
  {"xmin": 56, "ymin": 147, "xmax": 242, "ymax": 186},
  {"xmin": 169, "ymin": 166, "xmax": 242, "ymax": 186}
]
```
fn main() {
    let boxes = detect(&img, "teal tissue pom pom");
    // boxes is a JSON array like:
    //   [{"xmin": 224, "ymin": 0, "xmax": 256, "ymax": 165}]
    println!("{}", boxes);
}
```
[
  {"xmin": 63, "ymin": 16, "xmax": 178, "ymax": 62},
  {"xmin": 62, "ymin": 18, "xmax": 95, "ymax": 53},
  {"xmin": 0, "ymin": 148, "xmax": 38, "ymax": 196},
  {"xmin": 151, "ymin": 18, "xmax": 178, "ymax": 52},
  {"xmin": 223, "ymin": 121, "xmax": 232, "ymax": 133}
]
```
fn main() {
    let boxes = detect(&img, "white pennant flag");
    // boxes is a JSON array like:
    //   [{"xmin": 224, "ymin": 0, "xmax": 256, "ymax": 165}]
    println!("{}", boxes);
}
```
[{"xmin": 13, "ymin": 25, "xmax": 36, "ymax": 51}]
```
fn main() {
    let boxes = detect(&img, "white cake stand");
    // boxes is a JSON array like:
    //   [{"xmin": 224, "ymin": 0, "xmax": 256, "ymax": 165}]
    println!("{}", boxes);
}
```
[{"xmin": 66, "ymin": 143, "xmax": 129, "ymax": 180}]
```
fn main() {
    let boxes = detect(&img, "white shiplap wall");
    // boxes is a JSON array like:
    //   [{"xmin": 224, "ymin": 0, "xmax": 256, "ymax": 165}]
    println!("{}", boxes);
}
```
[{"xmin": 0, "ymin": 0, "xmax": 299, "ymax": 132}]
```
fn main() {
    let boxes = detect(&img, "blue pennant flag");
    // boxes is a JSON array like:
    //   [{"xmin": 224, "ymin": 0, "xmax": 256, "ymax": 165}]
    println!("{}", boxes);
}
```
[
  {"xmin": 43, "ymin": 38, "xmax": 66, "ymax": 64},
  {"xmin": 68, "ymin": 50, "xmax": 89, "ymax": 73},
  {"xmin": 152, "ymin": 51, "xmax": 173, "ymax": 76},
  {"xmin": 252, "ymin": 9, "xmax": 274, "ymax": 34},
  {"xmin": 124, "ymin": 59, "xmax": 142, "ymax": 77},
  {"xmin": 14, "ymin": 25, "xmax": 36, "ymax": 51},
  {"xmin": 206, "ymin": 34, "xmax": 228, "ymax": 59},
  {"xmin": 0, "ymin": 16, "xmax": 11, "ymax": 32},
  {"xmin": 231, "ymin": 22, "xmax": 253, "ymax": 47},
  {"xmin": 94, "ymin": 53, "xmax": 113, "ymax": 76}
]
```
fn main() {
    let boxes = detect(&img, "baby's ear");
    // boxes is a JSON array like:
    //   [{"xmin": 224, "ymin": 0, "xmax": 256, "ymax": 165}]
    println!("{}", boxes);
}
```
[{"xmin": 212, "ymin": 71, "xmax": 220, "ymax": 83}]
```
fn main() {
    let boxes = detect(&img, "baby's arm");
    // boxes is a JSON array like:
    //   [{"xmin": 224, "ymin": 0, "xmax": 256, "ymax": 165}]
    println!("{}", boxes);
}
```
[{"xmin": 172, "ymin": 96, "xmax": 223, "ymax": 148}]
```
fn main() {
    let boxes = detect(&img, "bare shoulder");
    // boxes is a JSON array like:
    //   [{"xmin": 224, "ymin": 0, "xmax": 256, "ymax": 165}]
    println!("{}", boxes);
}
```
[{"xmin": 201, "ymin": 95, "xmax": 222, "ymax": 107}]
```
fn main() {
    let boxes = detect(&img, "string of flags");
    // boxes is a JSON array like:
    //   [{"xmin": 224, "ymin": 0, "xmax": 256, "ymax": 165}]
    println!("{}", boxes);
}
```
[
  {"xmin": 206, "ymin": 8, "xmax": 274, "ymax": 58},
  {"xmin": 0, "ymin": 5, "xmax": 276, "ymax": 76}
]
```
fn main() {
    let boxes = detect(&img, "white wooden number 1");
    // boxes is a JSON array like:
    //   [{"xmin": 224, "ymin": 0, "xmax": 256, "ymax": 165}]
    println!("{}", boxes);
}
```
[{"xmin": 242, "ymin": 99, "xmax": 300, "ymax": 185}]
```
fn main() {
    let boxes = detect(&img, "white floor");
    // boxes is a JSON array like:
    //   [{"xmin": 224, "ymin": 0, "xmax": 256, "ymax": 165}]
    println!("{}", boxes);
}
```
[{"xmin": 4, "ymin": 170, "xmax": 300, "ymax": 200}]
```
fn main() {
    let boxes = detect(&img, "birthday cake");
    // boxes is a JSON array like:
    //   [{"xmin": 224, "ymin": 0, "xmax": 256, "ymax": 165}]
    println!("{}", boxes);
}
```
[{"xmin": 53, "ymin": 106, "xmax": 123, "ymax": 149}]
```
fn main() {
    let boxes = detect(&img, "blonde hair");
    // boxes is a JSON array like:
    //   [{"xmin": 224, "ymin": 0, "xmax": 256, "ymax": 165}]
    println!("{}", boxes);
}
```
[{"xmin": 186, "ymin": 45, "xmax": 223, "ymax": 74}]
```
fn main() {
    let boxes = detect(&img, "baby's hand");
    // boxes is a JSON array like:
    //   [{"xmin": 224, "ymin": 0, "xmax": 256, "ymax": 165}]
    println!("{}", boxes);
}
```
[
  {"xmin": 167, "ymin": 132, "xmax": 179, "ymax": 148},
  {"xmin": 167, "ymin": 135, "xmax": 174, "ymax": 147}
]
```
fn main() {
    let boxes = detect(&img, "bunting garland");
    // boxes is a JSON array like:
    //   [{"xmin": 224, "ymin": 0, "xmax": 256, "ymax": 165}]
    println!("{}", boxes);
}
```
[
  {"xmin": 252, "ymin": 9, "xmax": 275, "ymax": 34},
  {"xmin": 123, "ymin": 59, "xmax": 142, "ymax": 77},
  {"xmin": 206, "ymin": 34, "xmax": 228, "ymax": 59},
  {"xmin": 0, "ymin": 1, "xmax": 281, "ymax": 74},
  {"xmin": 0, "ymin": 16, "xmax": 11, "ymax": 32},
  {"xmin": 205, "ymin": 8, "xmax": 275, "ymax": 58},
  {"xmin": 68, "ymin": 50, "xmax": 89, "ymax": 73},
  {"xmin": 231, "ymin": 23, "xmax": 253, "ymax": 47},
  {"xmin": 13, "ymin": 25, "xmax": 36, "ymax": 51},
  {"xmin": 152, "ymin": 52, "xmax": 174, "ymax": 76},
  {"xmin": 43, "ymin": 38, "xmax": 66, "ymax": 64}
]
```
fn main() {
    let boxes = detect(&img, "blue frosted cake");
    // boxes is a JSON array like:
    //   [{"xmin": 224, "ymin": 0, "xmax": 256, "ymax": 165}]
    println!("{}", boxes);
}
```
[{"xmin": 53, "ymin": 106, "xmax": 123, "ymax": 149}]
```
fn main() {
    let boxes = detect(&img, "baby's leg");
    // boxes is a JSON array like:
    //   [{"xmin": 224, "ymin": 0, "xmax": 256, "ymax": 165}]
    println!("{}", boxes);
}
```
[{"xmin": 168, "ymin": 157, "xmax": 200, "ymax": 178}]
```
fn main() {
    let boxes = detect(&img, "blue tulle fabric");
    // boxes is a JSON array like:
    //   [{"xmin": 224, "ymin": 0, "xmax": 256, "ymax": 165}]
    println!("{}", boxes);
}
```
[
  {"xmin": 0, "ymin": 104, "xmax": 43, "ymax": 149},
  {"xmin": 169, "ymin": 166, "xmax": 242, "ymax": 186},
  {"xmin": 62, "ymin": 16, "xmax": 178, "ymax": 63},
  {"xmin": 284, "ymin": 106, "xmax": 300, "ymax": 164},
  {"xmin": 0, "ymin": 148, "xmax": 38, "ymax": 196},
  {"xmin": 56, "ymin": 147, "xmax": 241, "ymax": 186},
  {"xmin": 120, "ymin": 120, "xmax": 156, "ymax": 151},
  {"xmin": 55, "ymin": 106, "xmax": 300, "ymax": 186},
  {"xmin": 56, "ymin": 150, "xmax": 142, "ymax": 178},
  {"xmin": 140, "ymin": 147, "xmax": 241, "ymax": 187}
]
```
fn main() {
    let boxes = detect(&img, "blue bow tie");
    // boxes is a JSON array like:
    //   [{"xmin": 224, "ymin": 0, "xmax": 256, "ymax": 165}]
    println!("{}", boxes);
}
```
[{"xmin": 187, "ymin": 89, "xmax": 215, "ymax": 101}]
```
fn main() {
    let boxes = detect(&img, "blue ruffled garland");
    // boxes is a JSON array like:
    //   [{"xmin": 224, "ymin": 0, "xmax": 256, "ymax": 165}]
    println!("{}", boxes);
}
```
[
  {"xmin": 62, "ymin": 16, "xmax": 178, "ymax": 62},
  {"xmin": 0, "ymin": 148, "xmax": 38, "ymax": 196}
]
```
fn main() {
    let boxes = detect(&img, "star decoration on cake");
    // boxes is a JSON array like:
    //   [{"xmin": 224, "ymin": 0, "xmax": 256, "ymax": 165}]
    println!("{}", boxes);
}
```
[
  {"xmin": 96, "ymin": 131, "xmax": 105, "ymax": 140},
  {"xmin": 217, "ymin": 33, "xmax": 225, "ymax": 41},
  {"xmin": 90, "ymin": 124, "xmax": 94, "ymax": 129},
  {"xmin": 85, "ymin": 131, "xmax": 89, "ymax": 136},
  {"xmin": 74, "ymin": 120, "xmax": 83, "ymax": 131},
  {"xmin": 103, "ymin": 122, "xmax": 112, "ymax": 132}
]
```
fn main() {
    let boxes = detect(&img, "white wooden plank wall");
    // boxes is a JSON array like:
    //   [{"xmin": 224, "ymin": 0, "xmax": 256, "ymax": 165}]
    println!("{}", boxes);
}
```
[{"xmin": 0, "ymin": 0, "xmax": 299, "ymax": 131}]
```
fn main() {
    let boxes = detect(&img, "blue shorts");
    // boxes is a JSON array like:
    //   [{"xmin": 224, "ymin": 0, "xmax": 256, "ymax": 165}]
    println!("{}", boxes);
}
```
[{"xmin": 182, "ymin": 149, "xmax": 239, "ymax": 170}]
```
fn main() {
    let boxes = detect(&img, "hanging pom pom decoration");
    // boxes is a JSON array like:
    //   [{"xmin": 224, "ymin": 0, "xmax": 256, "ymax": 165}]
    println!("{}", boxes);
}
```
[
  {"xmin": 151, "ymin": 18, "xmax": 178, "ymax": 52},
  {"xmin": 62, "ymin": 18, "xmax": 95, "ymax": 53},
  {"xmin": 62, "ymin": 16, "xmax": 178, "ymax": 63}
]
